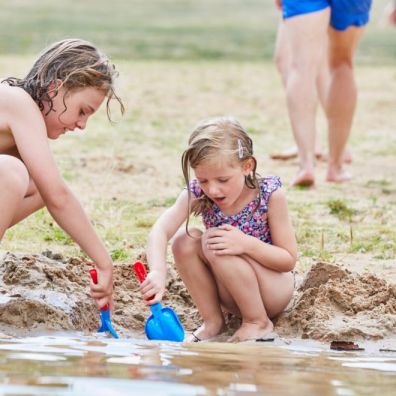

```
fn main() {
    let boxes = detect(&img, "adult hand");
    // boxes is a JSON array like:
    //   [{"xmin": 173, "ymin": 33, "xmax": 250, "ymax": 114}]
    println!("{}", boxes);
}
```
[
  {"xmin": 275, "ymin": 0, "xmax": 282, "ymax": 10},
  {"xmin": 205, "ymin": 224, "xmax": 248, "ymax": 256},
  {"xmin": 139, "ymin": 269, "xmax": 166, "ymax": 304},
  {"xmin": 90, "ymin": 266, "xmax": 114, "ymax": 310}
]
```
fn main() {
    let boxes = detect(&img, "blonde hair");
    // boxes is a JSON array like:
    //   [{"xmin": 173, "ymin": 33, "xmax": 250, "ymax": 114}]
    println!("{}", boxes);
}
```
[
  {"xmin": 181, "ymin": 116, "xmax": 259, "ymax": 233},
  {"xmin": 2, "ymin": 38, "xmax": 124, "ymax": 119}
]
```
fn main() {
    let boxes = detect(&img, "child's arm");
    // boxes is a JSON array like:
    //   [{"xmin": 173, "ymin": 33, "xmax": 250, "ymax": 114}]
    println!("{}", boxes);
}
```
[
  {"xmin": 207, "ymin": 189, "xmax": 297, "ymax": 272},
  {"xmin": 142, "ymin": 189, "xmax": 190, "ymax": 304},
  {"xmin": 7, "ymin": 88, "xmax": 113, "ymax": 307}
]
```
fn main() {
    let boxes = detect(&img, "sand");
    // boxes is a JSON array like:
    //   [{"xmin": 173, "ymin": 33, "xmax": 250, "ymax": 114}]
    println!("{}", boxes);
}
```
[
  {"xmin": 276, "ymin": 262, "xmax": 396, "ymax": 341},
  {"xmin": 0, "ymin": 251, "xmax": 395, "ymax": 343}
]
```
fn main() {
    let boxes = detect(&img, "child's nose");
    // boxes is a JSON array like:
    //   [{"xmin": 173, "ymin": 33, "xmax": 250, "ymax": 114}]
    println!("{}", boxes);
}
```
[
  {"xmin": 76, "ymin": 119, "xmax": 86, "ymax": 130},
  {"xmin": 208, "ymin": 183, "xmax": 219, "ymax": 195}
]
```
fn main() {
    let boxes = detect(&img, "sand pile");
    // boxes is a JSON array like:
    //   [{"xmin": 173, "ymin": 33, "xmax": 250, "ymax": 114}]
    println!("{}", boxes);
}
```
[
  {"xmin": 276, "ymin": 262, "xmax": 396, "ymax": 341},
  {"xmin": 1, "ymin": 253, "xmax": 395, "ymax": 341},
  {"xmin": 0, "ymin": 251, "xmax": 199, "ymax": 337}
]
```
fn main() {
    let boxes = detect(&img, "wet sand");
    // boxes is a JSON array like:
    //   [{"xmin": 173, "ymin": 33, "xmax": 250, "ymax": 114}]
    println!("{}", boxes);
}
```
[{"xmin": 0, "ymin": 251, "xmax": 395, "ymax": 348}]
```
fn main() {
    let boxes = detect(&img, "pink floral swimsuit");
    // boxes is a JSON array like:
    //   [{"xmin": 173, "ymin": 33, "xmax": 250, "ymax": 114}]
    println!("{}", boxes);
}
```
[{"xmin": 189, "ymin": 176, "xmax": 282, "ymax": 244}]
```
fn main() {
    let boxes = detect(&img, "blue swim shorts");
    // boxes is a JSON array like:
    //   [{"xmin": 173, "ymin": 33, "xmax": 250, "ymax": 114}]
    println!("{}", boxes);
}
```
[{"xmin": 282, "ymin": 0, "xmax": 373, "ymax": 31}]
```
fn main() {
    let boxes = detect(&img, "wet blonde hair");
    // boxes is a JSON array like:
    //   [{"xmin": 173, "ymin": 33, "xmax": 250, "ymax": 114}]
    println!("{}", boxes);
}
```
[
  {"xmin": 181, "ymin": 116, "xmax": 259, "ymax": 233},
  {"xmin": 2, "ymin": 38, "xmax": 124, "ymax": 119}
]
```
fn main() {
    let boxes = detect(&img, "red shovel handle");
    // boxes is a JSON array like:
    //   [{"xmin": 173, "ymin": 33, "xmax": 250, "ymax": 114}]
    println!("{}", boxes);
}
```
[
  {"xmin": 133, "ymin": 261, "xmax": 147, "ymax": 283},
  {"xmin": 89, "ymin": 268, "xmax": 109, "ymax": 311},
  {"xmin": 132, "ymin": 261, "xmax": 154, "ymax": 301}
]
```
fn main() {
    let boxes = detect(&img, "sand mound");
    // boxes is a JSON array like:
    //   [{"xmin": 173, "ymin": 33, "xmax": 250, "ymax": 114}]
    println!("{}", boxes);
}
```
[
  {"xmin": 1, "ymin": 253, "xmax": 395, "ymax": 341},
  {"xmin": 276, "ymin": 262, "xmax": 396, "ymax": 341},
  {"xmin": 0, "ymin": 251, "xmax": 199, "ymax": 337}
]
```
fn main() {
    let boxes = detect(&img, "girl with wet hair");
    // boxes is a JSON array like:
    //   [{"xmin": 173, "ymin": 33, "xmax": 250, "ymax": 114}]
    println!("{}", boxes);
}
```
[
  {"xmin": 0, "ymin": 38, "xmax": 124, "ymax": 310},
  {"xmin": 141, "ymin": 116, "xmax": 297, "ymax": 342}
]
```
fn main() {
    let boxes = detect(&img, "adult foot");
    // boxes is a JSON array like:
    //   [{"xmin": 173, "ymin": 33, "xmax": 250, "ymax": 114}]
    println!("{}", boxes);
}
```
[
  {"xmin": 291, "ymin": 169, "xmax": 315, "ymax": 187},
  {"xmin": 321, "ymin": 148, "xmax": 353, "ymax": 164},
  {"xmin": 326, "ymin": 167, "xmax": 352, "ymax": 183},
  {"xmin": 185, "ymin": 322, "xmax": 226, "ymax": 342},
  {"xmin": 228, "ymin": 320, "xmax": 274, "ymax": 343},
  {"xmin": 271, "ymin": 146, "xmax": 352, "ymax": 163},
  {"xmin": 270, "ymin": 146, "xmax": 323, "ymax": 161},
  {"xmin": 342, "ymin": 148, "xmax": 353, "ymax": 164}
]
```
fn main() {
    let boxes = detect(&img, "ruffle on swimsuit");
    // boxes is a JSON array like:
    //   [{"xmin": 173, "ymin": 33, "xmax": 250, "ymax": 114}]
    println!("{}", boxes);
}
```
[{"xmin": 189, "ymin": 176, "xmax": 282, "ymax": 244}]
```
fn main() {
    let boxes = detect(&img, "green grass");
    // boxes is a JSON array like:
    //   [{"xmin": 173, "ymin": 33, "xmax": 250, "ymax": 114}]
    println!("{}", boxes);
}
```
[
  {"xmin": 1, "ymin": 1, "xmax": 396, "ymax": 276},
  {"xmin": 327, "ymin": 199, "xmax": 357, "ymax": 222},
  {"xmin": 0, "ymin": 0, "xmax": 395, "ymax": 63}
]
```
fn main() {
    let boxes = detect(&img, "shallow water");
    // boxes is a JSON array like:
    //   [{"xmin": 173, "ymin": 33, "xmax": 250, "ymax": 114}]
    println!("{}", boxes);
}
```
[{"xmin": 0, "ymin": 334, "xmax": 395, "ymax": 396}]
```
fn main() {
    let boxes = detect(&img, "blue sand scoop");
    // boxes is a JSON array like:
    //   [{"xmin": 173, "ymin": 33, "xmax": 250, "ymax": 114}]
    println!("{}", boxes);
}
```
[
  {"xmin": 133, "ymin": 261, "xmax": 184, "ymax": 342},
  {"xmin": 89, "ymin": 269, "xmax": 119, "ymax": 339}
]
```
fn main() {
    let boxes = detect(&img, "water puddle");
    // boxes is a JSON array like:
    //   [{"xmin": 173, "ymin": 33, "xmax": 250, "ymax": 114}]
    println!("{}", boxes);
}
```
[{"xmin": 0, "ymin": 334, "xmax": 394, "ymax": 395}]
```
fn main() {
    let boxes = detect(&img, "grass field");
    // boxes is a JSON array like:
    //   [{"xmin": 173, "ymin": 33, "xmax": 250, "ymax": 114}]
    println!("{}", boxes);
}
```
[
  {"xmin": 0, "ymin": 0, "xmax": 395, "ymax": 63},
  {"xmin": 1, "ymin": 0, "xmax": 396, "ymax": 280}
]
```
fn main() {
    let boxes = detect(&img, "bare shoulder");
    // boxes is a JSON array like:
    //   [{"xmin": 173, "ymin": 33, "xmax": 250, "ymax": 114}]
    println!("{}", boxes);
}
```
[
  {"xmin": 0, "ymin": 84, "xmax": 36, "ymax": 110},
  {"xmin": 267, "ymin": 188, "xmax": 290, "ymax": 219},
  {"xmin": 268, "ymin": 187, "xmax": 287, "ymax": 205},
  {"xmin": 0, "ymin": 84, "xmax": 42, "ymax": 136}
]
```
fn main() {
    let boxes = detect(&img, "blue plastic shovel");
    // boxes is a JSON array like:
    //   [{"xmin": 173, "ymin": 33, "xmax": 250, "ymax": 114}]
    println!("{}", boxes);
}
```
[
  {"xmin": 133, "ymin": 261, "xmax": 184, "ymax": 342},
  {"xmin": 89, "ymin": 268, "xmax": 119, "ymax": 339}
]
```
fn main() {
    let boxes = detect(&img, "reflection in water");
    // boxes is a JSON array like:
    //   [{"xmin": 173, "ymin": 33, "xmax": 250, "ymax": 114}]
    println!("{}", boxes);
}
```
[{"xmin": 0, "ymin": 335, "xmax": 394, "ymax": 395}]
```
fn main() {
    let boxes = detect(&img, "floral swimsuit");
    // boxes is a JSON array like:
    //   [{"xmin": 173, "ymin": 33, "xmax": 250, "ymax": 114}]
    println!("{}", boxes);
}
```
[{"xmin": 189, "ymin": 176, "xmax": 282, "ymax": 244}]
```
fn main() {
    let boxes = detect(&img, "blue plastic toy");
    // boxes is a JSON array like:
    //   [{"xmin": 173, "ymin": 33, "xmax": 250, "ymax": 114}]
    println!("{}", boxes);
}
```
[
  {"xmin": 89, "ymin": 268, "xmax": 119, "ymax": 339},
  {"xmin": 133, "ymin": 261, "xmax": 184, "ymax": 342}
]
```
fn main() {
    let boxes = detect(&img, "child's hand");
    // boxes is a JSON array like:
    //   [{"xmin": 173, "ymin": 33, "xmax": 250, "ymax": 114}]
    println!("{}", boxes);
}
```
[
  {"xmin": 205, "ymin": 224, "xmax": 247, "ymax": 255},
  {"xmin": 139, "ymin": 270, "xmax": 166, "ymax": 305},
  {"xmin": 90, "ymin": 266, "xmax": 114, "ymax": 310}
]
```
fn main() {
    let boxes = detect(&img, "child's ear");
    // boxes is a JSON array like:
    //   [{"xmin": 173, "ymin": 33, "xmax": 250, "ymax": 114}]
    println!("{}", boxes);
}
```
[
  {"xmin": 242, "ymin": 158, "xmax": 255, "ymax": 175},
  {"xmin": 47, "ymin": 79, "xmax": 64, "ymax": 97}
]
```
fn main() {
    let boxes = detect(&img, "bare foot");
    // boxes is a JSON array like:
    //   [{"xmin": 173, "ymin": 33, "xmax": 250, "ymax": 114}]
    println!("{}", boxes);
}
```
[
  {"xmin": 320, "ymin": 148, "xmax": 353, "ymax": 164},
  {"xmin": 342, "ymin": 148, "xmax": 353, "ymax": 164},
  {"xmin": 228, "ymin": 320, "xmax": 274, "ymax": 343},
  {"xmin": 270, "ymin": 146, "xmax": 323, "ymax": 161},
  {"xmin": 326, "ymin": 167, "xmax": 352, "ymax": 183},
  {"xmin": 271, "ymin": 146, "xmax": 352, "ymax": 164},
  {"xmin": 185, "ymin": 322, "xmax": 226, "ymax": 342},
  {"xmin": 291, "ymin": 169, "xmax": 315, "ymax": 187}
]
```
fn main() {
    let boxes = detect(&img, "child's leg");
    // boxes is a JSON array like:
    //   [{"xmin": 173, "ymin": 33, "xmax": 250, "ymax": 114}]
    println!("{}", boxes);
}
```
[
  {"xmin": 248, "ymin": 257, "xmax": 294, "ymax": 316},
  {"xmin": 9, "ymin": 178, "xmax": 44, "ymax": 227},
  {"xmin": 203, "ymin": 253, "xmax": 272, "ymax": 341},
  {"xmin": 202, "ymin": 238, "xmax": 294, "ymax": 341},
  {"xmin": 172, "ymin": 228, "xmax": 226, "ymax": 341},
  {"xmin": 0, "ymin": 156, "xmax": 31, "ymax": 239}
]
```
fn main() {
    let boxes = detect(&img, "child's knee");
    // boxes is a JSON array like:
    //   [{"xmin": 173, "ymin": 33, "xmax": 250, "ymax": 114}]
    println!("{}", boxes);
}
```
[
  {"xmin": 171, "ymin": 230, "xmax": 200, "ymax": 260},
  {"xmin": 26, "ymin": 180, "xmax": 44, "ymax": 208},
  {"xmin": 0, "ymin": 157, "xmax": 29, "ymax": 195},
  {"xmin": 201, "ymin": 242, "xmax": 216, "ymax": 263},
  {"xmin": 201, "ymin": 228, "xmax": 221, "ymax": 262}
]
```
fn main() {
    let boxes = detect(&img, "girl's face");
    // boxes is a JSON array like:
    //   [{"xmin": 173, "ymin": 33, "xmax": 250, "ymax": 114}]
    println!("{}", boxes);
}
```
[
  {"xmin": 43, "ymin": 85, "xmax": 106, "ymax": 139},
  {"xmin": 194, "ymin": 156, "xmax": 254, "ymax": 211}
]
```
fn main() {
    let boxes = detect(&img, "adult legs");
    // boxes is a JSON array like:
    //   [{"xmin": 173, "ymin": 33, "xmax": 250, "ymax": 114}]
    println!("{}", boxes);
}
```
[
  {"xmin": 272, "ymin": 18, "xmax": 328, "ymax": 161},
  {"xmin": 326, "ymin": 26, "xmax": 365, "ymax": 182},
  {"xmin": 283, "ymin": 8, "xmax": 330, "ymax": 186}
]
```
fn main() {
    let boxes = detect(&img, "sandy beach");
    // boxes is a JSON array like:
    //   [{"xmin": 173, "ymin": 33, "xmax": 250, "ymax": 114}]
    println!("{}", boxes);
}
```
[{"xmin": 0, "ymin": 250, "xmax": 394, "ymax": 349}]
